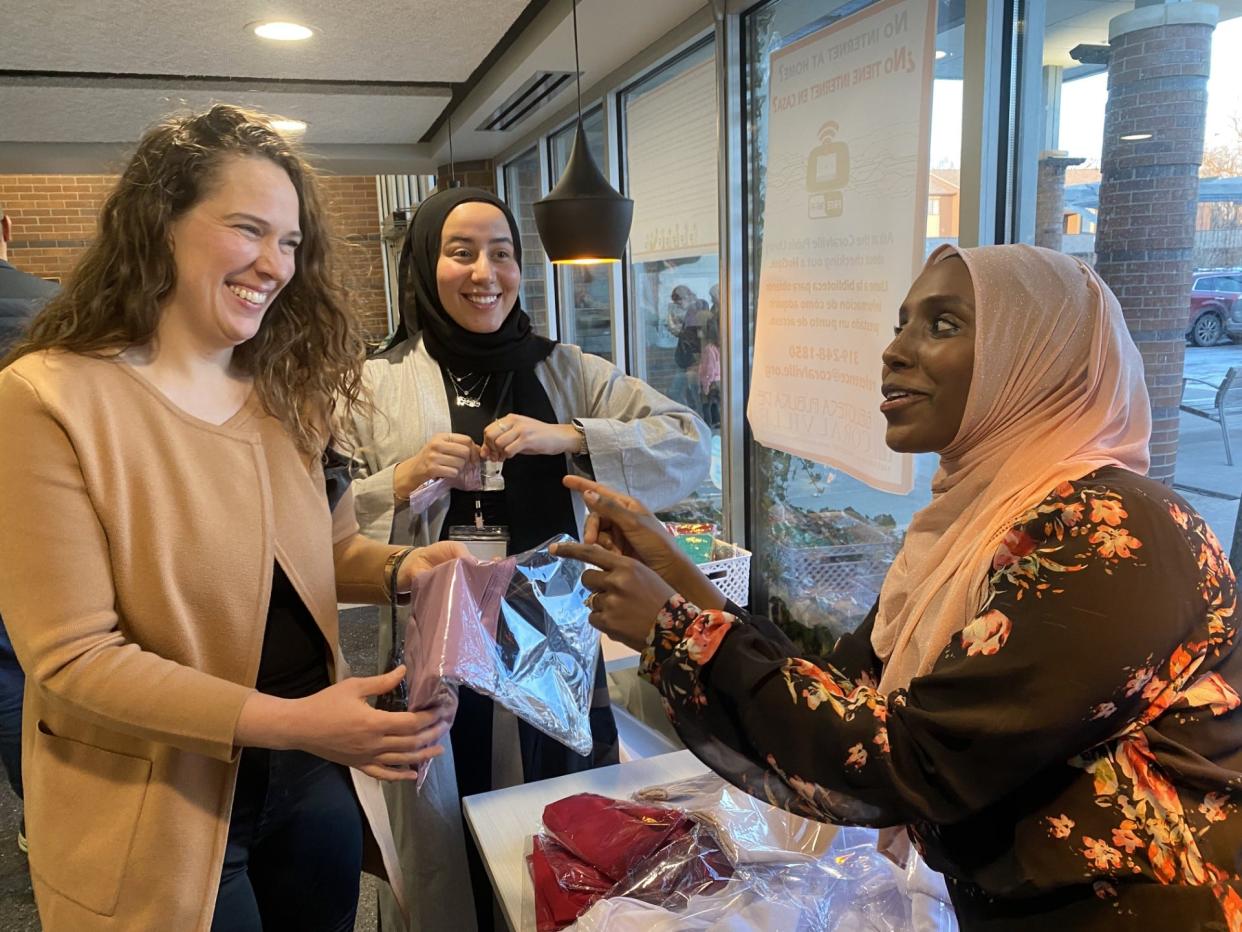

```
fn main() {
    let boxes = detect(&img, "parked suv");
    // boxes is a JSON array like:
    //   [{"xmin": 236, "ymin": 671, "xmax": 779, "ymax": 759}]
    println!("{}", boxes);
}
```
[{"xmin": 1187, "ymin": 269, "xmax": 1242, "ymax": 346}]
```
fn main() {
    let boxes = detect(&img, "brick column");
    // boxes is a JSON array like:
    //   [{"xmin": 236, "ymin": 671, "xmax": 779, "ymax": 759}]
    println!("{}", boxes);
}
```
[
  {"xmin": 1035, "ymin": 152, "xmax": 1085, "ymax": 251},
  {"xmin": 1094, "ymin": 2, "xmax": 1217, "ymax": 482},
  {"xmin": 434, "ymin": 159, "xmax": 496, "ymax": 194}
]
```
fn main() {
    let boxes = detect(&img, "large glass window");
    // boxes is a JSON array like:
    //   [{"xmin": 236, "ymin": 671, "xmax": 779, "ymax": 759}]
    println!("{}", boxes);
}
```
[
  {"xmin": 744, "ymin": 0, "xmax": 965, "ymax": 648},
  {"xmin": 1013, "ymin": 3, "xmax": 1242, "ymax": 557},
  {"xmin": 622, "ymin": 40, "xmax": 722, "ymax": 527},
  {"xmin": 502, "ymin": 147, "xmax": 552, "ymax": 337},
  {"xmin": 550, "ymin": 108, "xmax": 616, "ymax": 360}
]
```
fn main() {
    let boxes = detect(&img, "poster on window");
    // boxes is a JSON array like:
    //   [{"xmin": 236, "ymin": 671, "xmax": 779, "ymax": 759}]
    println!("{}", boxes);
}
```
[{"xmin": 747, "ymin": 0, "xmax": 936, "ymax": 494}]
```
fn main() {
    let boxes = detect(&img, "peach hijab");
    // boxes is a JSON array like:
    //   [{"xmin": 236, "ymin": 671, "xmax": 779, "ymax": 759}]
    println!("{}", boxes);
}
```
[{"xmin": 871, "ymin": 244, "xmax": 1152, "ymax": 693}]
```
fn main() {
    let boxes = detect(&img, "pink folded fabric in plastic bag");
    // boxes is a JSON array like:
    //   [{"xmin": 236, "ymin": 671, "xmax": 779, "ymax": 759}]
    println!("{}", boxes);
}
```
[
  {"xmin": 395, "ymin": 536, "xmax": 600, "ymax": 789},
  {"xmin": 405, "ymin": 462, "xmax": 485, "ymax": 514},
  {"xmin": 401, "ymin": 556, "xmax": 514, "ymax": 711}
]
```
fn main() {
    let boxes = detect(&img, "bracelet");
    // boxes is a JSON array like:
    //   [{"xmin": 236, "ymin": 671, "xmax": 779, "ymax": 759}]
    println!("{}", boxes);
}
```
[
  {"xmin": 571, "ymin": 419, "xmax": 589, "ymax": 456},
  {"xmin": 385, "ymin": 547, "xmax": 416, "ymax": 608}
]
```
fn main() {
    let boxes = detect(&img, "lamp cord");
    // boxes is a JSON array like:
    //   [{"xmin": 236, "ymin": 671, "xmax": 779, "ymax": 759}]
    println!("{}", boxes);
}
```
[
  {"xmin": 448, "ymin": 111, "xmax": 457, "ymax": 186},
  {"xmin": 572, "ymin": 0, "xmax": 582, "ymax": 120}
]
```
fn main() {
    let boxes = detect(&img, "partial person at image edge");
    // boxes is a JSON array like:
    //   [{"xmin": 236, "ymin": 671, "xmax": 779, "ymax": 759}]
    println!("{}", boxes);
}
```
[
  {"xmin": 0, "ymin": 201, "xmax": 57, "ymax": 853},
  {"xmin": 558, "ymin": 244, "xmax": 1242, "ymax": 930},
  {"xmin": 0, "ymin": 105, "xmax": 467, "ymax": 932}
]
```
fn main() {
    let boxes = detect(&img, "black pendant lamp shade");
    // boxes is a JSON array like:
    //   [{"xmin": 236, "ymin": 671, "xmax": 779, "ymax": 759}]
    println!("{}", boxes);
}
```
[
  {"xmin": 534, "ymin": 121, "xmax": 633, "ymax": 264},
  {"xmin": 532, "ymin": 0, "xmax": 633, "ymax": 264}
]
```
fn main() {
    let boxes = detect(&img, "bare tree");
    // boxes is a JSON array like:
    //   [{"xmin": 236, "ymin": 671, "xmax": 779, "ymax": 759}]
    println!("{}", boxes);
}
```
[{"xmin": 1201, "ymin": 111, "xmax": 1242, "ymax": 178}]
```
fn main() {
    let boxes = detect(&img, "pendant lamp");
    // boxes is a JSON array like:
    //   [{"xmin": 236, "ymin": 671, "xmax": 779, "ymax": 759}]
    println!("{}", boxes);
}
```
[{"xmin": 533, "ymin": 0, "xmax": 633, "ymax": 264}]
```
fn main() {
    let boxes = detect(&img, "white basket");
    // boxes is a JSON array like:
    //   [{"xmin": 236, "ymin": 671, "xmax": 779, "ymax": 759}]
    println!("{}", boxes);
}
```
[
  {"xmin": 774, "ymin": 540, "xmax": 892, "ymax": 596},
  {"xmin": 699, "ymin": 539, "xmax": 752, "ymax": 607}
]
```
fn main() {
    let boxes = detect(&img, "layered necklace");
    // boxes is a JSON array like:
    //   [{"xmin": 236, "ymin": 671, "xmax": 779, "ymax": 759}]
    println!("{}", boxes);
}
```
[{"xmin": 446, "ymin": 369, "xmax": 491, "ymax": 408}]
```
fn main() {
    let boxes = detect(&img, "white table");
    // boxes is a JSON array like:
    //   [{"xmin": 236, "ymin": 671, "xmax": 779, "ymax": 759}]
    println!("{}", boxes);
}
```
[
  {"xmin": 600, "ymin": 634, "xmax": 639, "ymax": 672},
  {"xmin": 462, "ymin": 749, "xmax": 710, "ymax": 932}
]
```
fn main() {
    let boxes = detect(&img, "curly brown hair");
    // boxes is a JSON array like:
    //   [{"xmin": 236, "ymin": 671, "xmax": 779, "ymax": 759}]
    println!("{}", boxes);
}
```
[{"xmin": 2, "ymin": 104, "xmax": 369, "ymax": 455}]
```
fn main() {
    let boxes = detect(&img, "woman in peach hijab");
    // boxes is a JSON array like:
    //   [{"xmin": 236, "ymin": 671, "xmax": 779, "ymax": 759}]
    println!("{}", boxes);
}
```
[{"xmin": 556, "ymin": 244, "xmax": 1242, "ymax": 929}]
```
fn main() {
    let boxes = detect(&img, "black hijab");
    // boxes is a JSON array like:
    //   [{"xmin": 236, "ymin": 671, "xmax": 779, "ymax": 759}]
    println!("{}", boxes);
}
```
[{"xmin": 388, "ymin": 187, "xmax": 556, "ymax": 373}]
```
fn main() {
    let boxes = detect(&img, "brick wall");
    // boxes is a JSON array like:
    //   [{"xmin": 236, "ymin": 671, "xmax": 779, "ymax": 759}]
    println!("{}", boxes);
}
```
[
  {"xmin": 319, "ymin": 175, "xmax": 389, "ymax": 338},
  {"xmin": 0, "ymin": 172, "xmax": 391, "ymax": 340},
  {"xmin": 0, "ymin": 175, "xmax": 112, "ymax": 282},
  {"xmin": 1094, "ymin": 15, "xmax": 1214, "ymax": 482},
  {"xmin": 434, "ymin": 158, "xmax": 496, "ymax": 194}
]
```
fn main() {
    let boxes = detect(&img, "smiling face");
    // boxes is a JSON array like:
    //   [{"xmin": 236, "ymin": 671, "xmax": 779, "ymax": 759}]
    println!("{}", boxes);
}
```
[
  {"xmin": 162, "ymin": 155, "xmax": 301, "ymax": 354},
  {"xmin": 880, "ymin": 255, "xmax": 976, "ymax": 453},
  {"xmin": 435, "ymin": 201, "xmax": 521, "ymax": 334}
]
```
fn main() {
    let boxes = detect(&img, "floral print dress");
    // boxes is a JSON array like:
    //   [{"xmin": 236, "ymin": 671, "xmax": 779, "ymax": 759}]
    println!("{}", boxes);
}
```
[{"xmin": 641, "ymin": 467, "xmax": 1242, "ymax": 930}]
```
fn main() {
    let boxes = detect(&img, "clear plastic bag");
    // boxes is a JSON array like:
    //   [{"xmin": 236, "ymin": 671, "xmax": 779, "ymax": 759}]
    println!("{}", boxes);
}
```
[
  {"xmin": 528, "ymin": 777, "xmax": 959, "ymax": 931},
  {"xmin": 397, "ymin": 534, "xmax": 600, "ymax": 780},
  {"xmin": 635, "ymin": 772, "xmax": 836, "ymax": 866},
  {"xmin": 529, "ymin": 793, "xmax": 734, "ymax": 932},
  {"xmin": 569, "ymin": 825, "xmax": 913, "ymax": 931}
]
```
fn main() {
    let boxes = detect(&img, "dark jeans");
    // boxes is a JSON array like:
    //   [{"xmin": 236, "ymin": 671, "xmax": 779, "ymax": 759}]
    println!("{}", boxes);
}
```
[
  {"xmin": 0, "ymin": 615, "xmax": 23, "ymax": 799},
  {"xmin": 212, "ymin": 748, "xmax": 363, "ymax": 932}
]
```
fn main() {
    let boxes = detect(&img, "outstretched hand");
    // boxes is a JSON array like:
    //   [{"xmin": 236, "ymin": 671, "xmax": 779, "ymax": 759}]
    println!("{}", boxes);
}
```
[
  {"xmin": 550, "ymin": 541, "xmax": 675, "ymax": 651},
  {"xmin": 560, "ymin": 476, "xmax": 725, "ymax": 611}
]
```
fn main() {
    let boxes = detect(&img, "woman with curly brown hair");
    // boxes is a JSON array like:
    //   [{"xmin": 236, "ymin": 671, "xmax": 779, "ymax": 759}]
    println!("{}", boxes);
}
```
[{"xmin": 0, "ymin": 105, "xmax": 465, "ymax": 931}]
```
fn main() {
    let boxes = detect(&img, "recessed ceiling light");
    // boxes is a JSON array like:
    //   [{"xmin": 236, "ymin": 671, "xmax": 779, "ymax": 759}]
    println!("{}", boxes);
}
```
[
  {"xmin": 935, "ymin": 49, "xmax": 948, "ymax": 60},
  {"xmin": 270, "ymin": 119, "xmax": 308, "ymax": 135},
  {"xmin": 1120, "ymin": 132, "xmax": 1153, "ymax": 141},
  {"xmin": 251, "ymin": 21, "xmax": 314, "ymax": 41}
]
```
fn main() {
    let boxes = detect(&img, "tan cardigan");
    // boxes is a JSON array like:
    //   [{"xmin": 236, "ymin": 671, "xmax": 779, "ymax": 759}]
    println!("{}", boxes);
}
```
[{"xmin": 0, "ymin": 351, "xmax": 404, "ymax": 930}]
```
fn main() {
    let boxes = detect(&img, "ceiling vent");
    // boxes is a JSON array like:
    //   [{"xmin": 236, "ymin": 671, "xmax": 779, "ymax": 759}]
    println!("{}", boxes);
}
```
[{"xmin": 477, "ymin": 70, "xmax": 576, "ymax": 132}]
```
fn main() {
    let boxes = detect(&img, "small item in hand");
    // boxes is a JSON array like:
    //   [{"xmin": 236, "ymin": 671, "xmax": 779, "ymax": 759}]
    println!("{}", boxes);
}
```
[
  {"xmin": 448, "ymin": 524, "xmax": 510, "ymax": 561},
  {"xmin": 480, "ymin": 458, "xmax": 505, "ymax": 492}
]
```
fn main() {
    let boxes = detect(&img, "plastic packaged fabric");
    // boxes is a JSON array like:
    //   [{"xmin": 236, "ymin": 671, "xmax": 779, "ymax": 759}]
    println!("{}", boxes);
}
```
[
  {"xmin": 406, "ymin": 476, "xmax": 453, "ymax": 514},
  {"xmin": 530, "ymin": 835, "xmax": 614, "ymax": 930},
  {"xmin": 635, "ymin": 773, "xmax": 837, "ymax": 865},
  {"xmin": 397, "ymin": 535, "xmax": 600, "ymax": 782},
  {"xmin": 541, "ymin": 793, "xmax": 692, "ymax": 881},
  {"xmin": 570, "ymin": 826, "xmax": 915, "ymax": 931},
  {"xmin": 529, "ymin": 793, "xmax": 734, "ymax": 931},
  {"xmin": 404, "ymin": 459, "xmax": 491, "ymax": 514},
  {"xmin": 605, "ymin": 821, "xmax": 733, "ymax": 910},
  {"xmin": 527, "ymin": 776, "xmax": 960, "ymax": 931}
]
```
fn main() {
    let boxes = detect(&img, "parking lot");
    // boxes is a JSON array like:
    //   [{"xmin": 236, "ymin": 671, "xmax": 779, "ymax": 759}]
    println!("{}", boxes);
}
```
[{"xmin": 1174, "ymin": 342, "xmax": 1242, "ymax": 554}]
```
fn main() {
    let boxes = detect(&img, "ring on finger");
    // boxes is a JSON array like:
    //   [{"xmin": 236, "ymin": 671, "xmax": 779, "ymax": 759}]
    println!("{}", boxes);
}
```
[{"xmin": 583, "ymin": 591, "xmax": 598, "ymax": 611}]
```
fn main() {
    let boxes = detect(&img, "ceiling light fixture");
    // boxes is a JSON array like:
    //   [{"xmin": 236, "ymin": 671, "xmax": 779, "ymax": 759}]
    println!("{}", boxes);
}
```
[
  {"xmin": 533, "ymin": 0, "xmax": 633, "ymax": 265},
  {"xmin": 1119, "ymin": 132, "xmax": 1153, "ymax": 141},
  {"xmin": 935, "ymin": 49, "xmax": 947, "ymax": 60},
  {"xmin": 270, "ymin": 118, "xmax": 308, "ymax": 135},
  {"xmin": 251, "ymin": 21, "xmax": 314, "ymax": 41}
]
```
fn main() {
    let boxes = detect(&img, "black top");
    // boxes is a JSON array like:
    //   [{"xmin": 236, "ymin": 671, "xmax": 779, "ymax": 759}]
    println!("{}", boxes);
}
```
[
  {"xmin": 643, "ymin": 467, "xmax": 1242, "ymax": 930},
  {"xmin": 255, "ymin": 563, "xmax": 329, "ymax": 700},
  {"xmin": 436, "ymin": 366, "xmax": 578, "ymax": 554}
]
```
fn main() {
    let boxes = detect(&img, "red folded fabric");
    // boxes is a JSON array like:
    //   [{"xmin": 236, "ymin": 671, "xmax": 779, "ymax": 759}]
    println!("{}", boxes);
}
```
[
  {"xmin": 528, "ymin": 835, "xmax": 612, "ymax": 931},
  {"xmin": 541, "ymin": 793, "xmax": 693, "ymax": 882}
]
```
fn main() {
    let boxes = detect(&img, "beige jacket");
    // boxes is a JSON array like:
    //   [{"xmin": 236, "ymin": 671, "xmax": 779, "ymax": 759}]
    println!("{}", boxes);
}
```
[
  {"xmin": 345, "ymin": 336, "xmax": 712, "ymax": 932},
  {"xmin": 0, "ymin": 351, "xmax": 404, "ymax": 930}
]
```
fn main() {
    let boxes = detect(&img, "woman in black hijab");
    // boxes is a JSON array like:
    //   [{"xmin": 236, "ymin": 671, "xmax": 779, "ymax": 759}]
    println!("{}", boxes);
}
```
[{"xmin": 344, "ymin": 187, "xmax": 711, "ymax": 932}]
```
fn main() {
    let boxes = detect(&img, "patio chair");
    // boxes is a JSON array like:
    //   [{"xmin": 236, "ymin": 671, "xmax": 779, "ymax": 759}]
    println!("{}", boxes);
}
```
[{"xmin": 1180, "ymin": 366, "xmax": 1241, "ymax": 465}]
